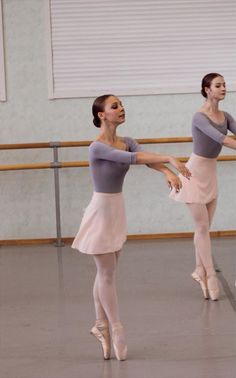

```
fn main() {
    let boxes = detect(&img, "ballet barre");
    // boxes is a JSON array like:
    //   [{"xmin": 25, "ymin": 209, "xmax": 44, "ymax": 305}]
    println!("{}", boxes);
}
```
[{"xmin": 0, "ymin": 138, "xmax": 235, "ymax": 246}]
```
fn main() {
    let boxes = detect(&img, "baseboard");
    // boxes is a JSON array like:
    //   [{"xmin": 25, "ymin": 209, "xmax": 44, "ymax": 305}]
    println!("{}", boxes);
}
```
[{"xmin": 0, "ymin": 230, "xmax": 235, "ymax": 246}]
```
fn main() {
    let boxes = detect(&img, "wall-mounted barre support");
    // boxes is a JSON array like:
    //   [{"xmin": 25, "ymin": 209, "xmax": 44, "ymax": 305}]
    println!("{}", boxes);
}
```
[{"xmin": 50, "ymin": 142, "xmax": 64, "ymax": 247}]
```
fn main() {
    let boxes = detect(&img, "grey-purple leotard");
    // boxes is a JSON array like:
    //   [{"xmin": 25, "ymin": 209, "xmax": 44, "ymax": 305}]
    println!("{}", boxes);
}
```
[
  {"xmin": 192, "ymin": 111, "xmax": 236, "ymax": 158},
  {"xmin": 89, "ymin": 137, "xmax": 142, "ymax": 193},
  {"xmin": 169, "ymin": 111, "xmax": 236, "ymax": 204}
]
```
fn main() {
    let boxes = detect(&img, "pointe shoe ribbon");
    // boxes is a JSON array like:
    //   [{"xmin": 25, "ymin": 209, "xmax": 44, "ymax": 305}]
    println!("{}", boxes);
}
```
[
  {"xmin": 90, "ymin": 325, "xmax": 111, "ymax": 360},
  {"xmin": 191, "ymin": 271, "xmax": 209, "ymax": 299}
]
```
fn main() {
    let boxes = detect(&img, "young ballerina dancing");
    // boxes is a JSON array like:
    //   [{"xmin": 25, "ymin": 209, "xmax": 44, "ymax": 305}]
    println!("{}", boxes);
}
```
[
  {"xmin": 72, "ymin": 94, "xmax": 191, "ymax": 361},
  {"xmin": 170, "ymin": 73, "xmax": 236, "ymax": 301}
]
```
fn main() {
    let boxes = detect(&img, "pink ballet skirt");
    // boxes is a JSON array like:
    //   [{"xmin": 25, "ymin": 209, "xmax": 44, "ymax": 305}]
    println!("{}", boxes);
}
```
[
  {"xmin": 169, "ymin": 153, "xmax": 218, "ymax": 204},
  {"xmin": 72, "ymin": 192, "xmax": 127, "ymax": 254}
]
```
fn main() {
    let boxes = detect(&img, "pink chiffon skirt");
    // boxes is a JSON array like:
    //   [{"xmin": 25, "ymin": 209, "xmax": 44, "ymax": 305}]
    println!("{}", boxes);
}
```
[
  {"xmin": 72, "ymin": 192, "xmax": 127, "ymax": 255},
  {"xmin": 169, "ymin": 153, "xmax": 218, "ymax": 204}
]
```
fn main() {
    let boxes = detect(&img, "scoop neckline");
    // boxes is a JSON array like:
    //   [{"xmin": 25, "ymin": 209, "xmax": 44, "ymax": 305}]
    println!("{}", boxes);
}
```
[
  {"xmin": 94, "ymin": 138, "xmax": 128, "ymax": 151},
  {"xmin": 197, "ymin": 111, "xmax": 226, "ymax": 126}
]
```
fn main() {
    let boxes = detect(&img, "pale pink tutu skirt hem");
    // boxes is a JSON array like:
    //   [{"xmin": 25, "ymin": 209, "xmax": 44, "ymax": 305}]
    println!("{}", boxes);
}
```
[
  {"xmin": 169, "ymin": 153, "xmax": 218, "ymax": 204},
  {"xmin": 72, "ymin": 192, "xmax": 127, "ymax": 255}
]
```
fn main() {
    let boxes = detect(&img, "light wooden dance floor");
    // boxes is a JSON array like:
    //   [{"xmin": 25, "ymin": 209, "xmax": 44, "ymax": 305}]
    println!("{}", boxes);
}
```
[{"xmin": 0, "ymin": 237, "xmax": 235, "ymax": 378}]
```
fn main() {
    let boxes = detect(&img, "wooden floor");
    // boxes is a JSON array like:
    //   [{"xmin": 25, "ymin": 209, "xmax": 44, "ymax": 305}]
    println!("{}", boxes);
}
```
[{"xmin": 0, "ymin": 237, "xmax": 235, "ymax": 378}]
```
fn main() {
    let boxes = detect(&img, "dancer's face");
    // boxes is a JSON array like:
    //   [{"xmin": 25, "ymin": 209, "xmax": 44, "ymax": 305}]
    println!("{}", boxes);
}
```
[
  {"xmin": 99, "ymin": 96, "xmax": 125, "ymax": 126},
  {"xmin": 206, "ymin": 76, "xmax": 226, "ymax": 101}
]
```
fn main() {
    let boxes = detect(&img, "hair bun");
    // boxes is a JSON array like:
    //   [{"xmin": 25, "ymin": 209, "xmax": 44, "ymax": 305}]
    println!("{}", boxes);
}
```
[
  {"xmin": 201, "ymin": 88, "xmax": 207, "ymax": 98},
  {"xmin": 93, "ymin": 117, "xmax": 101, "ymax": 128}
]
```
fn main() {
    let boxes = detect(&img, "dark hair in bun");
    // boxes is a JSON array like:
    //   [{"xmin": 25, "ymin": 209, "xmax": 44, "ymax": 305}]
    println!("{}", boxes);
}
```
[
  {"xmin": 92, "ymin": 94, "xmax": 113, "ymax": 127},
  {"xmin": 201, "ymin": 73, "xmax": 223, "ymax": 98}
]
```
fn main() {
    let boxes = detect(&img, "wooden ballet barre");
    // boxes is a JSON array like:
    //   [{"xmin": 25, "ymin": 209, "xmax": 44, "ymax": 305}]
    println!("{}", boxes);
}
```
[
  {"xmin": 0, "ymin": 161, "xmax": 90, "ymax": 171},
  {"xmin": 0, "ymin": 136, "xmax": 235, "ymax": 150},
  {"xmin": 60, "ymin": 156, "xmax": 236, "ymax": 166},
  {"xmin": 0, "ymin": 155, "xmax": 235, "ymax": 171},
  {"xmin": 0, "ymin": 142, "xmax": 51, "ymax": 150},
  {"xmin": 179, "ymin": 155, "xmax": 236, "ymax": 163},
  {"xmin": 0, "ymin": 162, "xmax": 52, "ymax": 171},
  {"xmin": 136, "ymin": 136, "xmax": 236, "ymax": 145},
  {"xmin": 137, "ymin": 137, "xmax": 193, "ymax": 144},
  {"xmin": 57, "ymin": 137, "xmax": 194, "ymax": 147},
  {"xmin": 0, "ymin": 141, "xmax": 91, "ymax": 150},
  {"xmin": 0, "ymin": 137, "xmax": 192, "ymax": 150},
  {"xmin": 61, "ymin": 136, "xmax": 232, "ymax": 145},
  {"xmin": 51, "ymin": 135, "xmax": 235, "ymax": 146},
  {"xmin": 61, "ymin": 161, "xmax": 89, "ymax": 168}
]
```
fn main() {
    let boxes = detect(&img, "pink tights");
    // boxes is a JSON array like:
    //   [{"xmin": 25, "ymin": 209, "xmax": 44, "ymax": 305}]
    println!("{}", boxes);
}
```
[
  {"xmin": 93, "ymin": 251, "xmax": 122, "ymax": 328},
  {"xmin": 187, "ymin": 199, "xmax": 217, "ymax": 277}
]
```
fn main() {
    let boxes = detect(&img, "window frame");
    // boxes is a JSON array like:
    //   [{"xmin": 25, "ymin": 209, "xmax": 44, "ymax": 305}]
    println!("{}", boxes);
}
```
[
  {"xmin": 46, "ymin": 0, "xmax": 236, "ymax": 99},
  {"xmin": 0, "ymin": 0, "xmax": 6, "ymax": 102}
]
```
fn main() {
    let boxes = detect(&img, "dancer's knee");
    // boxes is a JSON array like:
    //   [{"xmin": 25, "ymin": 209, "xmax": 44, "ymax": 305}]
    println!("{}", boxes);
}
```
[
  {"xmin": 94, "ymin": 253, "xmax": 117, "ymax": 285},
  {"xmin": 196, "ymin": 222, "xmax": 209, "ymax": 236},
  {"xmin": 194, "ymin": 222, "xmax": 209, "ymax": 245},
  {"xmin": 102, "ymin": 267, "xmax": 116, "ymax": 285}
]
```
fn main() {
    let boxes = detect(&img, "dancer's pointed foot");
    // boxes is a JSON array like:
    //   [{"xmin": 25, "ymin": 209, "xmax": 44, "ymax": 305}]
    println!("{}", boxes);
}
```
[
  {"xmin": 207, "ymin": 273, "xmax": 220, "ymax": 301},
  {"xmin": 90, "ymin": 324, "xmax": 111, "ymax": 360},
  {"xmin": 112, "ymin": 323, "xmax": 127, "ymax": 361},
  {"xmin": 191, "ymin": 271, "xmax": 209, "ymax": 299}
]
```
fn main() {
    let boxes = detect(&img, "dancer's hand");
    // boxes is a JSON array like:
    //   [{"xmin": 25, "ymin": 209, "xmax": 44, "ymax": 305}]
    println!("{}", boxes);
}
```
[
  {"xmin": 165, "ymin": 171, "xmax": 182, "ymax": 192},
  {"xmin": 169, "ymin": 157, "xmax": 191, "ymax": 179}
]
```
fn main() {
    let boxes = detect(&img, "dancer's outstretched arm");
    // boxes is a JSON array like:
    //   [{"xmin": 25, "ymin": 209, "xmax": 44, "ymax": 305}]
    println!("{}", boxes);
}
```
[
  {"xmin": 135, "ymin": 151, "xmax": 191, "ymax": 179},
  {"xmin": 147, "ymin": 162, "xmax": 183, "ymax": 192},
  {"xmin": 223, "ymin": 135, "xmax": 236, "ymax": 149}
]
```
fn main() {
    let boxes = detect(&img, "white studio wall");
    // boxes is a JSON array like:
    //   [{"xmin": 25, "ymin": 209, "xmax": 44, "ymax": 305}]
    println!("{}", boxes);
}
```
[{"xmin": 0, "ymin": 0, "xmax": 235, "ymax": 241}]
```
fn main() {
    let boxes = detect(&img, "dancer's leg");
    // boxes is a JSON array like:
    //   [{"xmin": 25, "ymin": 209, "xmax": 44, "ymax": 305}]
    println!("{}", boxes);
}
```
[
  {"xmin": 93, "ymin": 251, "xmax": 127, "ymax": 360},
  {"xmin": 206, "ymin": 198, "xmax": 220, "ymax": 298},
  {"xmin": 93, "ymin": 274, "xmax": 108, "ymax": 322},
  {"xmin": 115, "ymin": 249, "xmax": 122, "ymax": 263},
  {"xmin": 187, "ymin": 199, "xmax": 217, "ymax": 275},
  {"xmin": 206, "ymin": 198, "xmax": 217, "ymax": 227},
  {"xmin": 93, "ymin": 252, "xmax": 120, "ymax": 325},
  {"xmin": 187, "ymin": 202, "xmax": 219, "ymax": 300},
  {"xmin": 112, "ymin": 250, "xmax": 127, "ymax": 359},
  {"xmin": 93, "ymin": 250, "xmax": 121, "ymax": 322},
  {"xmin": 187, "ymin": 203, "xmax": 215, "ymax": 276}
]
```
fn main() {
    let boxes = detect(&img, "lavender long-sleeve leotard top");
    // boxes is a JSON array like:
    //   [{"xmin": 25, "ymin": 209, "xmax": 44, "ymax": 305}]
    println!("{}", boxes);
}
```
[
  {"xmin": 89, "ymin": 137, "xmax": 142, "ymax": 193},
  {"xmin": 192, "ymin": 112, "xmax": 236, "ymax": 158}
]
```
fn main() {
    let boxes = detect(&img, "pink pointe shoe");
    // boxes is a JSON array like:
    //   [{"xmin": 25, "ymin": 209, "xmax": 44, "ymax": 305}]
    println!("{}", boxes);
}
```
[
  {"xmin": 191, "ymin": 271, "xmax": 209, "ymax": 299},
  {"xmin": 112, "ymin": 324, "xmax": 127, "ymax": 361},
  {"xmin": 207, "ymin": 274, "xmax": 220, "ymax": 301},
  {"xmin": 90, "ymin": 325, "xmax": 111, "ymax": 360}
]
